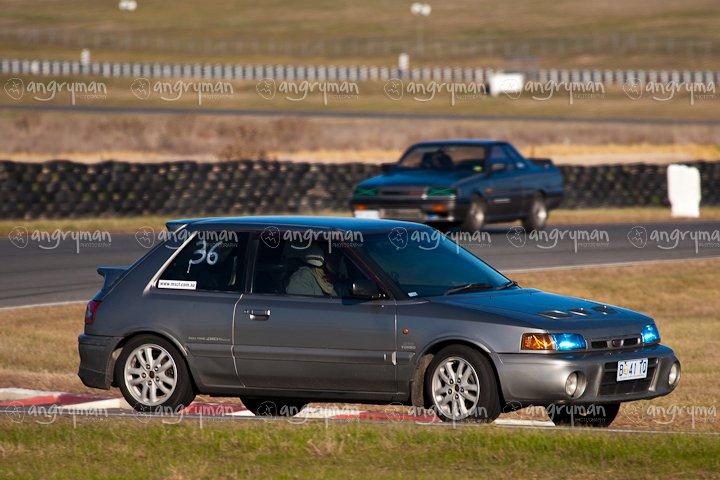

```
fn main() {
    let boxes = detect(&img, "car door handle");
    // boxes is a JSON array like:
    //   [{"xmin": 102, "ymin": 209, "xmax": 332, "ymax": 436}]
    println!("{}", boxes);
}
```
[{"xmin": 244, "ymin": 309, "xmax": 271, "ymax": 321}]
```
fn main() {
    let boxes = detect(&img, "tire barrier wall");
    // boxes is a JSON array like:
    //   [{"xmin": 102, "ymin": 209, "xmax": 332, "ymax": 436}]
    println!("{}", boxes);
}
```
[{"xmin": 0, "ymin": 159, "xmax": 718, "ymax": 219}]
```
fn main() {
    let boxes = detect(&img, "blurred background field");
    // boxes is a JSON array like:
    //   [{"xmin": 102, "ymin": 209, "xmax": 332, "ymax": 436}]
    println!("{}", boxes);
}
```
[
  {"xmin": 1, "ymin": 110, "xmax": 719, "ymax": 165},
  {"xmin": 1, "ymin": 0, "xmax": 718, "ymax": 69}
]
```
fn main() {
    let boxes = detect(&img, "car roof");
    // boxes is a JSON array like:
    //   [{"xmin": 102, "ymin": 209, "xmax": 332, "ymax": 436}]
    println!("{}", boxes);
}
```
[
  {"xmin": 408, "ymin": 139, "xmax": 506, "ymax": 148},
  {"xmin": 167, "ymin": 216, "xmax": 430, "ymax": 233}
]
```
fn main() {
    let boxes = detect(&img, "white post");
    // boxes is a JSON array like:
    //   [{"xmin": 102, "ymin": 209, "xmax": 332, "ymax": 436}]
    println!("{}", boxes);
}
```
[{"xmin": 667, "ymin": 164, "xmax": 701, "ymax": 218}]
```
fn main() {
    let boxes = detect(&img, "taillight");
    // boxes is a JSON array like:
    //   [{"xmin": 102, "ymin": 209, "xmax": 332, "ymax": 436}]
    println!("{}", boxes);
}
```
[{"xmin": 85, "ymin": 300, "xmax": 101, "ymax": 325}]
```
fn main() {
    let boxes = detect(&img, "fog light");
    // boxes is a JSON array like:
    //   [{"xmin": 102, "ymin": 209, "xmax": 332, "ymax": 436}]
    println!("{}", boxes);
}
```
[
  {"xmin": 668, "ymin": 362, "xmax": 681, "ymax": 387},
  {"xmin": 565, "ymin": 372, "xmax": 586, "ymax": 398},
  {"xmin": 565, "ymin": 372, "xmax": 578, "ymax": 396}
]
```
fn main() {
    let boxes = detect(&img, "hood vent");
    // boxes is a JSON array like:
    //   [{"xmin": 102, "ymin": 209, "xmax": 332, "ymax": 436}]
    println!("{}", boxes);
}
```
[
  {"xmin": 538, "ymin": 310, "xmax": 571, "ymax": 319},
  {"xmin": 592, "ymin": 305, "xmax": 617, "ymax": 315},
  {"xmin": 539, "ymin": 307, "xmax": 602, "ymax": 319}
]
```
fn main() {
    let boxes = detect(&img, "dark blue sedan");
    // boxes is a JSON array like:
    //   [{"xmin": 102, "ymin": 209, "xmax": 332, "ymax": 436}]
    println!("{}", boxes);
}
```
[{"xmin": 350, "ymin": 140, "xmax": 564, "ymax": 230}]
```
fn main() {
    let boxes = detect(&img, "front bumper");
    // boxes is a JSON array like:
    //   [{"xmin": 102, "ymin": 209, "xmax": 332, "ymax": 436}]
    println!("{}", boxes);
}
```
[
  {"xmin": 77, "ymin": 333, "xmax": 122, "ymax": 390},
  {"xmin": 349, "ymin": 198, "xmax": 468, "ymax": 223},
  {"xmin": 496, "ymin": 344, "xmax": 679, "ymax": 406}
]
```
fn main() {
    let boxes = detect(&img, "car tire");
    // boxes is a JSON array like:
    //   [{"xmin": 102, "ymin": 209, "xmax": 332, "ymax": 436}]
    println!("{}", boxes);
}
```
[
  {"xmin": 425, "ymin": 345, "xmax": 501, "ymax": 423},
  {"xmin": 461, "ymin": 196, "xmax": 486, "ymax": 232},
  {"xmin": 522, "ymin": 193, "xmax": 548, "ymax": 231},
  {"xmin": 241, "ymin": 398, "xmax": 307, "ymax": 417},
  {"xmin": 547, "ymin": 403, "xmax": 620, "ymax": 428},
  {"xmin": 115, "ymin": 334, "xmax": 196, "ymax": 413}
]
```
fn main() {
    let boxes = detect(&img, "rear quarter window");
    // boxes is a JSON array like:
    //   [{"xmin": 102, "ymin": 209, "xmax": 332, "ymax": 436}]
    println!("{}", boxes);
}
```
[{"xmin": 158, "ymin": 230, "xmax": 249, "ymax": 293}]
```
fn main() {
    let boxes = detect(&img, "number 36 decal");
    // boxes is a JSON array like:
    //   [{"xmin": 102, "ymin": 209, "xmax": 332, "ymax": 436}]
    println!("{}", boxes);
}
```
[{"xmin": 186, "ymin": 239, "xmax": 222, "ymax": 272}]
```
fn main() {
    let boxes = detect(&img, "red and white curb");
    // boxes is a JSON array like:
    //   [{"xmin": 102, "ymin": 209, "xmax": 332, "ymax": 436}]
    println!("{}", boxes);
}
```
[{"xmin": 0, "ymin": 388, "xmax": 554, "ymax": 426}]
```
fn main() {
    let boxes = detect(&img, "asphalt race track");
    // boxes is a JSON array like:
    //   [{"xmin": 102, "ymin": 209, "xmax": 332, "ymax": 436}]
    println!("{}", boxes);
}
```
[{"xmin": 1, "ymin": 220, "xmax": 719, "ymax": 308}]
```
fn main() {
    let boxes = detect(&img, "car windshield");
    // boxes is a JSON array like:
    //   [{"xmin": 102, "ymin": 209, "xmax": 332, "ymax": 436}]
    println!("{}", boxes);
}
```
[
  {"xmin": 396, "ymin": 145, "xmax": 491, "ymax": 172},
  {"xmin": 357, "ymin": 230, "xmax": 509, "ymax": 297}
]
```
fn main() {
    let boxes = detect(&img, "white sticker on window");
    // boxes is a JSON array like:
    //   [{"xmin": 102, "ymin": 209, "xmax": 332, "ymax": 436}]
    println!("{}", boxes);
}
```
[
  {"xmin": 158, "ymin": 280, "xmax": 197, "ymax": 290},
  {"xmin": 408, "ymin": 292, "xmax": 418, "ymax": 297}
]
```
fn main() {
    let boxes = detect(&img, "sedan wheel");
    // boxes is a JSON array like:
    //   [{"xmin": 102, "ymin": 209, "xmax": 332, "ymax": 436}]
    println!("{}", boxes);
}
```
[
  {"xmin": 116, "ymin": 335, "xmax": 195, "ymax": 412},
  {"xmin": 461, "ymin": 196, "xmax": 486, "ymax": 232},
  {"xmin": 522, "ymin": 194, "xmax": 548, "ymax": 231},
  {"xmin": 425, "ymin": 345, "xmax": 501, "ymax": 423}
]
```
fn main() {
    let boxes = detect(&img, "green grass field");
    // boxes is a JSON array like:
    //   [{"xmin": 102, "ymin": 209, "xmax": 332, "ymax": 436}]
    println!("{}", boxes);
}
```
[
  {"xmin": 1, "ymin": 418, "xmax": 718, "ymax": 479},
  {"xmin": 0, "ymin": 0, "xmax": 718, "ymax": 68}
]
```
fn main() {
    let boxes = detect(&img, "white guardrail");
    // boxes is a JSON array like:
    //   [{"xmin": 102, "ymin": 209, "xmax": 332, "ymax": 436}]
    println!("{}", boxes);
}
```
[{"xmin": 0, "ymin": 58, "xmax": 718, "ymax": 85}]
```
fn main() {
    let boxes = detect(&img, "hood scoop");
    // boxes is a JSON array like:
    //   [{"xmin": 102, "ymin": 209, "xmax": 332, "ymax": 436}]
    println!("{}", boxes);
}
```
[
  {"xmin": 538, "ymin": 310, "xmax": 572, "ymax": 319},
  {"xmin": 592, "ymin": 305, "xmax": 617, "ymax": 315},
  {"xmin": 539, "ymin": 306, "xmax": 615, "ymax": 319}
]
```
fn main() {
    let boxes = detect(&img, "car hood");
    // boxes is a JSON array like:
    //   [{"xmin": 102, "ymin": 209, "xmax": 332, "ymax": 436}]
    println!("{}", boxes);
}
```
[
  {"xmin": 358, "ymin": 169, "xmax": 478, "ymax": 188},
  {"xmin": 430, "ymin": 288, "xmax": 653, "ymax": 338}
]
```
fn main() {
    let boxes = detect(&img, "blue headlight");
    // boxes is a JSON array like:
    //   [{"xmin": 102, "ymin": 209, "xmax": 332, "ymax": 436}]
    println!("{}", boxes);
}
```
[
  {"xmin": 550, "ymin": 333, "xmax": 587, "ymax": 351},
  {"xmin": 642, "ymin": 324, "xmax": 660, "ymax": 344}
]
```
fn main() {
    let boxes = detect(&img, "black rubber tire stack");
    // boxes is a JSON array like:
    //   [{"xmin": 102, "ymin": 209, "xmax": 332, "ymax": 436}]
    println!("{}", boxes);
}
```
[{"xmin": 0, "ymin": 159, "xmax": 716, "ymax": 219}]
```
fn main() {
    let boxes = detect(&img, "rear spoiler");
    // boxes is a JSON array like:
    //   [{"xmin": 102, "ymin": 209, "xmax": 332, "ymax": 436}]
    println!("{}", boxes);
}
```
[
  {"xmin": 528, "ymin": 157, "xmax": 554, "ymax": 168},
  {"xmin": 97, "ymin": 266, "xmax": 129, "ymax": 293},
  {"xmin": 165, "ymin": 220, "xmax": 190, "ymax": 232}
]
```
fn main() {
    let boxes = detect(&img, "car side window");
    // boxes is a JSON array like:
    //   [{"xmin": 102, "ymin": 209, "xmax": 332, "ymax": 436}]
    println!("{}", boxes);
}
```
[
  {"xmin": 158, "ymin": 230, "xmax": 249, "ymax": 293},
  {"xmin": 252, "ymin": 234, "xmax": 372, "ymax": 299},
  {"xmin": 487, "ymin": 145, "xmax": 515, "ymax": 171},
  {"xmin": 502, "ymin": 144, "xmax": 528, "ymax": 169}
]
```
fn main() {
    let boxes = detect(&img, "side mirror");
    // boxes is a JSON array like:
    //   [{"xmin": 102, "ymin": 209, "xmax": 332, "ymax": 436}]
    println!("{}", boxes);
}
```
[
  {"xmin": 380, "ymin": 163, "xmax": 397, "ymax": 173},
  {"xmin": 351, "ymin": 279, "xmax": 382, "ymax": 300},
  {"xmin": 490, "ymin": 162, "xmax": 507, "ymax": 174}
]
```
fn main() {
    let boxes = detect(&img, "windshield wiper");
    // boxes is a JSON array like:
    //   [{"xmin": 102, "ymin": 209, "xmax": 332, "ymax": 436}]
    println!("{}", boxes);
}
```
[
  {"xmin": 495, "ymin": 280, "xmax": 519, "ymax": 290},
  {"xmin": 444, "ymin": 282, "xmax": 494, "ymax": 295}
]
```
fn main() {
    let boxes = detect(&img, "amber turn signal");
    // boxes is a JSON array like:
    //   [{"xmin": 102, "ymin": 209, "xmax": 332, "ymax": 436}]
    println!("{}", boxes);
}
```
[
  {"xmin": 521, "ymin": 333, "xmax": 554, "ymax": 350},
  {"xmin": 430, "ymin": 204, "xmax": 448, "ymax": 213}
]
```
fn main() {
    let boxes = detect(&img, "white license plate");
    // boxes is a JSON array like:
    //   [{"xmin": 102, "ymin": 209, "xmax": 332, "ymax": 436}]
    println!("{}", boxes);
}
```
[
  {"xmin": 380, "ymin": 208, "xmax": 424, "ymax": 220},
  {"xmin": 354, "ymin": 209, "xmax": 380, "ymax": 219},
  {"xmin": 617, "ymin": 358, "xmax": 648, "ymax": 381}
]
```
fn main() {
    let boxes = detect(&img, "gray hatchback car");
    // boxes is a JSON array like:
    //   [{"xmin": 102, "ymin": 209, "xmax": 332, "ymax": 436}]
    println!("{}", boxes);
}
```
[{"xmin": 78, "ymin": 216, "xmax": 680, "ymax": 425}]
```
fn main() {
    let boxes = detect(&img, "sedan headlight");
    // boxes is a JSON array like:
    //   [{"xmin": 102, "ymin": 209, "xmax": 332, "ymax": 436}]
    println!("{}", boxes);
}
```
[
  {"xmin": 521, "ymin": 333, "xmax": 587, "ymax": 351},
  {"xmin": 354, "ymin": 187, "xmax": 378, "ymax": 197},
  {"xmin": 641, "ymin": 323, "xmax": 661, "ymax": 345},
  {"xmin": 425, "ymin": 186, "xmax": 456, "ymax": 197}
]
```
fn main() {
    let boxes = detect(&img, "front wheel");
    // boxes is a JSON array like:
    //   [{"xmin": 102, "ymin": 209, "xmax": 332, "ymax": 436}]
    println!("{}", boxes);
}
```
[
  {"xmin": 425, "ymin": 345, "xmax": 501, "ymax": 423},
  {"xmin": 115, "ymin": 335, "xmax": 196, "ymax": 413},
  {"xmin": 461, "ymin": 196, "xmax": 486, "ymax": 232},
  {"xmin": 522, "ymin": 193, "xmax": 548, "ymax": 231},
  {"xmin": 547, "ymin": 403, "xmax": 620, "ymax": 428}
]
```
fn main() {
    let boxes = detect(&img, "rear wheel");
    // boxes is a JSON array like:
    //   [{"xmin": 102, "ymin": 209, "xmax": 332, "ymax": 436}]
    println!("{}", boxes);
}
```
[
  {"xmin": 547, "ymin": 403, "xmax": 620, "ymax": 428},
  {"xmin": 522, "ymin": 193, "xmax": 548, "ymax": 231},
  {"xmin": 115, "ymin": 335, "xmax": 196, "ymax": 413},
  {"xmin": 425, "ymin": 345, "xmax": 501, "ymax": 423},
  {"xmin": 461, "ymin": 196, "xmax": 486, "ymax": 232},
  {"xmin": 241, "ymin": 398, "xmax": 307, "ymax": 417}
]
